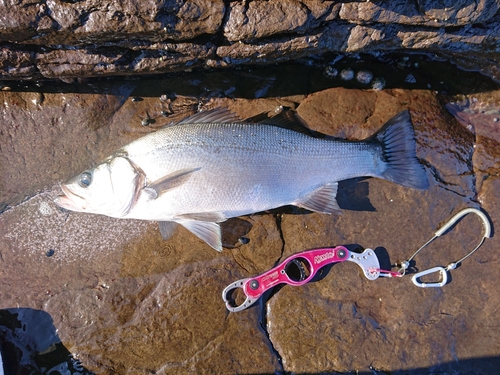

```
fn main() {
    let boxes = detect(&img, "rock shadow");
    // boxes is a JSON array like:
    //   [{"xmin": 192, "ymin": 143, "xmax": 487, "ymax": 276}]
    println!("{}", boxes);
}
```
[
  {"xmin": 4, "ymin": 52, "xmax": 498, "ymax": 99},
  {"xmin": 337, "ymin": 178, "xmax": 375, "ymax": 212},
  {"xmin": 0, "ymin": 308, "xmax": 94, "ymax": 374},
  {"xmin": 243, "ymin": 353, "xmax": 500, "ymax": 373}
]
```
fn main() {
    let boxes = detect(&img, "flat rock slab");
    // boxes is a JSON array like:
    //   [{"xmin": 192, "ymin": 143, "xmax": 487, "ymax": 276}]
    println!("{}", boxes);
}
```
[{"xmin": 0, "ymin": 84, "xmax": 499, "ymax": 373}]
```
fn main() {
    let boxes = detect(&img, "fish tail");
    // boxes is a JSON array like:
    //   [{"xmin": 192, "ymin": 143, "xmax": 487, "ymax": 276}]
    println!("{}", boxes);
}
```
[{"xmin": 372, "ymin": 110, "xmax": 429, "ymax": 190}]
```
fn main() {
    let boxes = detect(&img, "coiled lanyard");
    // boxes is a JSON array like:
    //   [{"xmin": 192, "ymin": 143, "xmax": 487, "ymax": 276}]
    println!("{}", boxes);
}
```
[
  {"xmin": 222, "ymin": 208, "xmax": 492, "ymax": 312},
  {"xmin": 385, "ymin": 207, "xmax": 492, "ymax": 287}
]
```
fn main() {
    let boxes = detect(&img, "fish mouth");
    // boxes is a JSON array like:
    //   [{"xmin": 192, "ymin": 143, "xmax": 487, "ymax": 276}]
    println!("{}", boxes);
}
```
[{"xmin": 53, "ymin": 185, "xmax": 88, "ymax": 212}]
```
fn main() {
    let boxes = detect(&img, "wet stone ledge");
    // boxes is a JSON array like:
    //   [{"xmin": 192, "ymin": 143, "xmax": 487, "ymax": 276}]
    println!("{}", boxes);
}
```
[
  {"xmin": 1, "ymin": 84, "xmax": 500, "ymax": 373},
  {"xmin": 0, "ymin": 0, "xmax": 500, "ymax": 82}
]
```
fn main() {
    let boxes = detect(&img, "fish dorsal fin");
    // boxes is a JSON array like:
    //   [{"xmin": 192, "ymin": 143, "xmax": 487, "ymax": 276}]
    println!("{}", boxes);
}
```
[
  {"xmin": 258, "ymin": 110, "xmax": 313, "ymax": 135},
  {"xmin": 159, "ymin": 221, "xmax": 178, "ymax": 240},
  {"xmin": 178, "ymin": 212, "xmax": 227, "ymax": 222},
  {"xmin": 177, "ymin": 219, "xmax": 223, "ymax": 251},
  {"xmin": 144, "ymin": 167, "xmax": 201, "ymax": 199},
  {"xmin": 176, "ymin": 108, "xmax": 242, "ymax": 125},
  {"xmin": 293, "ymin": 182, "xmax": 342, "ymax": 214}
]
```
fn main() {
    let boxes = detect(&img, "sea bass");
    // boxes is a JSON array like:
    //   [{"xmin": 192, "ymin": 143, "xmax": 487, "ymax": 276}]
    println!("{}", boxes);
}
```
[{"xmin": 54, "ymin": 108, "xmax": 428, "ymax": 251}]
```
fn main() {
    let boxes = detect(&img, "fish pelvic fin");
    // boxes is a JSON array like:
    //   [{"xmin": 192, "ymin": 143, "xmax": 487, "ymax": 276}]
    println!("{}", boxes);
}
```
[
  {"xmin": 371, "ymin": 110, "xmax": 429, "ymax": 190},
  {"xmin": 159, "ymin": 221, "xmax": 178, "ymax": 240},
  {"xmin": 158, "ymin": 218, "xmax": 223, "ymax": 251},
  {"xmin": 177, "ymin": 219, "xmax": 223, "ymax": 251},
  {"xmin": 294, "ymin": 182, "xmax": 342, "ymax": 214}
]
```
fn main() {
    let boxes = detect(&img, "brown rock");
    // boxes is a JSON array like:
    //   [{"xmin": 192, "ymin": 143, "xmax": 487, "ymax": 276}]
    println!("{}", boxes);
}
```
[
  {"xmin": 339, "ymin": 0, "xmax": 500, "ymax": 27},
  {"xmin": 0, "ymin": 0, "xmax": 499, "ymax": 81},
  {"xmin": 0, "ymin": 46, "xmax": 36, "ymax": 78},
  {"xmin": 224, "ymin": 0, "xmax": 338, "ymax": 42},
  {"xmin": 267, "ymin": 88, "xmax": 497, "ymax": 374},
  {"xmin": 44, "ymin": 258, "xmax": 281, "ymax": 374},
  {"xmin": 0, "ymin": 90, "xmax": 133, "ymax": 208},
  {"xmin": 35, "ymin": 43, "xmax": 217, "ymax": 78},
  {"xmin": 0, "ymin": 84, "xmax": 499, "ymax": 373},
  {"xmin": 0, "ymin": 0, "xmax": 225, "ymax": 45}
]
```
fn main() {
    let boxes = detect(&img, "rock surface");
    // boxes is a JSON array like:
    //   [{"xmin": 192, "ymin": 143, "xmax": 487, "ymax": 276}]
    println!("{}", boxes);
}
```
[
  {"xmin": 0, "ymin": 63, "xmax": 499, "ymax": 373},
  {"xmin": 0, "ymin": 0, "xmax": 499, "ymax": 81}
]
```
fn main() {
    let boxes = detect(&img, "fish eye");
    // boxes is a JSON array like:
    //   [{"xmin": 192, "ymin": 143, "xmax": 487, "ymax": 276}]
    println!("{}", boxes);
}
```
[{"xmin": 79, "ymin": 171, "xmax": 92, "ymax": 188}]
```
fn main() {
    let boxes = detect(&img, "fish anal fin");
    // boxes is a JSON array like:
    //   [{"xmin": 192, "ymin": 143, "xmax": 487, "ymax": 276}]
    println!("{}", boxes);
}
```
[
  {"xmin": 294, "ymin": 183, "xmax": 342, "ymax": 214},
  {"xmin": 159, "ymin": 221, "xmax": 178, "ymax": 240},
  {"xmin": 178, "ymin": 212, "xmax": 227, "ymax": 223},
  {"xmin": 178, "ymin": 219, "xmax": 222, "ymax": 251},
  {"xmin": 146, "ymin": 167, "xmax": 201, "ymax": 199}
]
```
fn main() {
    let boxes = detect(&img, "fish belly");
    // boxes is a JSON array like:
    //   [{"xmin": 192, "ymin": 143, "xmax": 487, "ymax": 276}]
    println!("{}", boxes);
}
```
[{"xmin": 123, "ymin": 123, "xmax": 379, "ymax": 220}]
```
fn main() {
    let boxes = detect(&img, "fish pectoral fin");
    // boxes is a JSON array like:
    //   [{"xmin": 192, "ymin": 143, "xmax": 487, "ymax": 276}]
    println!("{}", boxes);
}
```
[
  {"xmin": 178, "ymin": 212, "xmax": 227, "ymax": 223},
  {"xmin": 145, "ymin": 167, "xmax": 201, "ymax": 199},
  {"xmin": 294, "ymin": 182, "xmax": 342, "ymax": 214},
  {"xmin": 177, "ymin": 219, "xmax": 223, "ymax": 252},
  {"xmin": 159, "ymin": 221, "xmax": 178, "ymax": 240}
]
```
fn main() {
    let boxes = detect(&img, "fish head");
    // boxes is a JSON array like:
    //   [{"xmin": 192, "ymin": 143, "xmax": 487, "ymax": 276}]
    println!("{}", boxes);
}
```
[{"xmin": 54, "ymin": 156, "xmax": 142, "ymax": 217}]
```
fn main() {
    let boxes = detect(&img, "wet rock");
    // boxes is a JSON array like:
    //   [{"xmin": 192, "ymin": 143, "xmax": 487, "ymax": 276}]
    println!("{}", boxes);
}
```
[
  {"xmin": 216, "ymin": 19, "xmax": 500, "ymax": 68},
  {"xmin": 0, "ymin": 83, "xmax": 499, "ymax": 373},
  {"xmin": 339, "ymin": 0, "xmax": 500, "ymax": 27},
  {"xmin": 0, "ymin": 47, "xmax": 36, "ymax": 78},
  {"xmin": 266, "ymin": 88, "xmax": 496, "ymax": 374},
  {"xmin": 0, "ymin": 0, "xmax": 499, "ymax": 81},
  {"xmin": 0, "ymin": 90, "xmax": 134, "ymax": 209},
  {"xmin": 0, "ymin": 0, "xmax": 225, "ymax": 45},
  {"xmin": 224, "ymin": 0, "xmax": 339, "ymax": 42},
  {"xmin": 0, "ymin": 186, "xmax": 283, "ymax": 373},
  {"xmin": 36, "ymin": 43, "xmax": 217, "ymax": 78},
  {"xmin": 0, "ymin": 309, "xmax": 93, "ymax": 374}
]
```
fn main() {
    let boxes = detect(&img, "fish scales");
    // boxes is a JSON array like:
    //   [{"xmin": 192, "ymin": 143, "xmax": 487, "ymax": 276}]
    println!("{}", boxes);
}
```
[
  {"xmin": 124, "ymin": 122, "xmax": 377, "ymax": 181},
  {"xmin": 123, "ymin": 122, "xmax": 377, "ymax": 218},
  {"xmin": 54, "ymin": 108, "xmax": 428, "ymax": 250}
]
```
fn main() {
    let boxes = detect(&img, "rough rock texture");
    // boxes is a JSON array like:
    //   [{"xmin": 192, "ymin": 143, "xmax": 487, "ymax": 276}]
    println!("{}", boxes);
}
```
[
  {"xmin": 0, "ymin": 0, "xmax": 499, "ymax": 81},
  {"xmin": 0, "ymin": 64, "xmax": 499, "ymax": 373}
]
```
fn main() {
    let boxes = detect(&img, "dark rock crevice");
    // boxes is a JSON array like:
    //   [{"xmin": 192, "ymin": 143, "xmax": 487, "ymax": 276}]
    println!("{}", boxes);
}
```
[
  {"xmin": 258, "ymin": 298, "xmax": 285, "ymax": 374},
  {"xmin": 258, "ymin": 214, "xmax": 286, "ymax": 374}
]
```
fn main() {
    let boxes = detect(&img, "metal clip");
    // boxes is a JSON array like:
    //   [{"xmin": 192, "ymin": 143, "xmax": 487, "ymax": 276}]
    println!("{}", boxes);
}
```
[
  {"xmin": 346, "ymin": 248, "xmax": 381, "ymax": 280},
  {"xmin": 411, "ymin": 266, "xmax": 448, "ymax": 288},
  {"xmin": 402, "ymin": 208, "xmax": 492, "ymax": 288}
]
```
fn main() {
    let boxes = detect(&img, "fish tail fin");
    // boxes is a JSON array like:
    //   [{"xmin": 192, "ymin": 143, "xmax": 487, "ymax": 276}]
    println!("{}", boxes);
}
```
[{"xmin": 371, "ymin": 110, "xmax": 429, "ymax": 190}]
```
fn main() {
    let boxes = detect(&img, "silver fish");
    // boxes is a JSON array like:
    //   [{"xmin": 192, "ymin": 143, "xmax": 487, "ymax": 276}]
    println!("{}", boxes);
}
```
[{"xmin": 54, "ymin": 108, "xmax": 428, "ymax": 251}]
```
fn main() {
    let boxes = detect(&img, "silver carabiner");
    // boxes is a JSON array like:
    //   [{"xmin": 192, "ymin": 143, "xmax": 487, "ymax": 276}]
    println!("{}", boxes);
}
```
[
  {"xmin": 411, "ymin": 266, "xmax": 448, "ymax": 288},
  {"xmin": 401, "ymin": 208, "xmax": 492, "ymax": 288}
]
